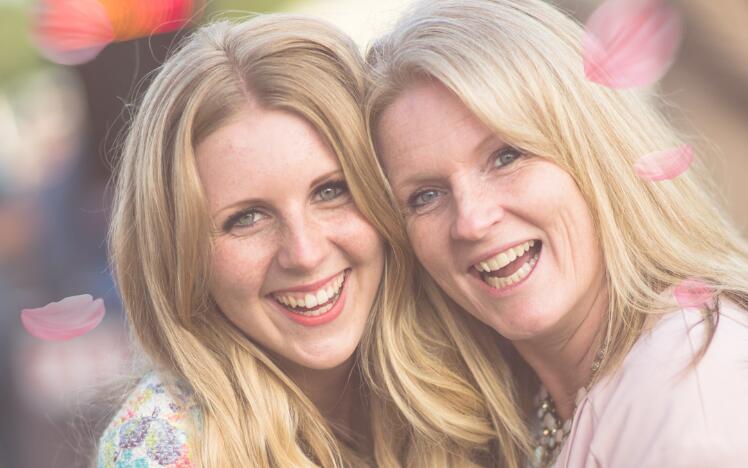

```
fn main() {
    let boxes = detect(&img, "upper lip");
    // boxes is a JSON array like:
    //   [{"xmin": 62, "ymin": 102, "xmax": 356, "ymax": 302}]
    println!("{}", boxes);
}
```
[
  {"xmin": 268, "ymin": 269, "xmax": 346, "ymax": 295},
  {"xmin": 467, "ymin": 240, "xmax": 539, "ymax": 271}
]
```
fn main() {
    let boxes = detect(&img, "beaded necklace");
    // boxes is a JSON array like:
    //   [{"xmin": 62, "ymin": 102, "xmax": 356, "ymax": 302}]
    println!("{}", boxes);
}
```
[{"xmin": 529, "ymin": 344, "xmax": 607, "ymax": 468}]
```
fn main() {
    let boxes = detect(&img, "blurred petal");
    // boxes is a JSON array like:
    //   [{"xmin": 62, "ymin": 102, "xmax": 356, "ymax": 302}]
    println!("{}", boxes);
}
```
[
  {"xmin": 33, "ymin": 0, "xmax": 201, "ymax": 64},
  {"xmin": 33, "ymin": 0, "xmax": 115, "ymax": 65},
  {"xmin": 634, "ymin": 144, "xmax": 693, "ymax": 181},
  {"xmin": 36, "ymin": 44, "xmax": 110, "ymax": 66},
  {"xmin": 101, "ymin": 0, "xmax": 198, "ymax": 41},
  {"xmin": 674, "ymin": 279, "xmax": 715, "ymax": 308},
  {"xmin": 21, "ymin": 294, "xmax": 106, "ymax": 341},
  {"xmin": 583, "ymin": 0, "xmax": 683, "ymax": 88}
]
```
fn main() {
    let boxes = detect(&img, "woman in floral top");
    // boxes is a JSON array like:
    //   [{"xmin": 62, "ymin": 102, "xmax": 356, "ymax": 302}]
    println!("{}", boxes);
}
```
[
  {"xmin": 98, "ymin": 373, "xmax": 197, "ymax": 468},
  {"xmin": 98, "ymin": 11, "xmax": 505, "ymax": 468}
]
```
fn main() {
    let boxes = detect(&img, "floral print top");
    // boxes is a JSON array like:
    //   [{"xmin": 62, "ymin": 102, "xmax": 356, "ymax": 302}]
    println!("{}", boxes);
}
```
[{"xmin": 97, "ymin": 372, "xmax": 200, "ymax": 467}]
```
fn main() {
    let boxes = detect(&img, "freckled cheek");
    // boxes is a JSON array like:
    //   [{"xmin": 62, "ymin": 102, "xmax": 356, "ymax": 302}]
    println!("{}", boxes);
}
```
[
  {"xmin": 527, "ymin": 175, "xmax": 599, "ymax": 271},
  {"xmin": 407, "ymin": 219, "xmax": 448, "ymax": 277},
  {"xmin": 208, "ymin": 238, "xmax": 276, "ymax": 302},
  {"xmin": 329, "ymin": 209, "xmax": 384, "ymax": 265}
]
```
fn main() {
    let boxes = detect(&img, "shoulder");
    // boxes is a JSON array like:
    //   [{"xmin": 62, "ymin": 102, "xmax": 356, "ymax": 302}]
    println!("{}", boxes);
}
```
[
  {"xmin": 572, "ymin": 300, "xmax": 748, "ymax": 467},
  {"xmin": 97, "ymin": 372, "xmax": 200, "ymax": 468}
]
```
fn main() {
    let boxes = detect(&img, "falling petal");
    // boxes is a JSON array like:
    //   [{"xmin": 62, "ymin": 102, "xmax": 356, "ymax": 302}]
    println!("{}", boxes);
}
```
[
  {"xmin": 634, "ymin": 144, "xmax": 693, "ymax": 181},
  {"xmin": 583, "ymin": 0, "xmax": 683, "ymax": 88},
  {"xmin": 33, "ymin": 0, "xmax": 115, "ymax": 65},
  {"xmin": 21, "ymin": 294, "xmax": 106, "ymax": 341},
  {"xmin": 674, "ymin": 279, "xmax": 715, "ymax": 308}
]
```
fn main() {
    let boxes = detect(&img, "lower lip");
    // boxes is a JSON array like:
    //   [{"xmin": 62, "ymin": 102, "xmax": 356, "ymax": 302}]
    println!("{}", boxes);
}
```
[
  {"xmin": 472, "ymin": 247, "xmax": 541, "ymax": 298},
  {"xmin": 273, "ymin": 271, "xmax": 349, "ymax": 326}
]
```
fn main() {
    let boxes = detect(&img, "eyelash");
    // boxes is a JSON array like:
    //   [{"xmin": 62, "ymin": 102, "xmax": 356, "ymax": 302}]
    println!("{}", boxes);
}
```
[{"xmin": 222, "ymin": 179, "xmax": 350, "ymax": 231}]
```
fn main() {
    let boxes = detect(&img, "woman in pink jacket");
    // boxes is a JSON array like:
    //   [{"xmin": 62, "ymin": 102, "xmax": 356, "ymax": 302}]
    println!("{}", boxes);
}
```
[{"xmin": 366, "ymin": 0, "xmax": 748, "ymax": 467}]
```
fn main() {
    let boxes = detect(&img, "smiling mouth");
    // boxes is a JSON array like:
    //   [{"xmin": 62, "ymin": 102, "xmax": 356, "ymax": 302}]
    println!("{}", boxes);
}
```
[
  {"xmin": 473, "ymin": 240, "xmax": 541, "ymax": 289},
  {"xmin": 270, "ymin": 270, "xmax": 347, "ymax": 317}
]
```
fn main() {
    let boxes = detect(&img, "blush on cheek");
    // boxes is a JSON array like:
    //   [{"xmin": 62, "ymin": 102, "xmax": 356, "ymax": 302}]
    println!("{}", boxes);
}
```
[
  {"xmin": 334, "ymin": 209, "xmax": 381, "ymax": 246},
  {"xmin": 407, "ymin": 221, "xmax": 444, "ymax": 269}
]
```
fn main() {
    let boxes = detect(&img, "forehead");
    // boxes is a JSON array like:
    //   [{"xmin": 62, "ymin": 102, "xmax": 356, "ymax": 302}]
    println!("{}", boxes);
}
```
[
  {"xmin": 376, "ymin": 81, "xmax": 496, "ymax": 181},
  {"xmin": 195, "ymin": 105, "xmax": 339, "ymax": 209}
]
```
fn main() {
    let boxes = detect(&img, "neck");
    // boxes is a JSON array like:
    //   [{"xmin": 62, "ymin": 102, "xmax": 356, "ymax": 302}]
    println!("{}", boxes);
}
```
[
  {"xmin": 513, "ymin": 280, "xmax": 608, "ymax": 420},
  {"xmin": 280, "ymin": 355, "xmax": 364, "ymax": 435}
]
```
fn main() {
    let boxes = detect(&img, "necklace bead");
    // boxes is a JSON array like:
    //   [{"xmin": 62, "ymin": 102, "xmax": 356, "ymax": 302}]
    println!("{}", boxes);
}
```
[
  {"xmin": 530, "ymin": 344, "xmax": 607, "ymax": 468},
  {"xmin": 530, "ymin": 388, "xmax": 571, "ymax": 467}
]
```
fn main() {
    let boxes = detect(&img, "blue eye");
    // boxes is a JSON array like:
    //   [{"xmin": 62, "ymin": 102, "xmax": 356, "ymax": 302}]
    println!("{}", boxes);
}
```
[
  {"xmin": 409, "ymin": 189, "xmax": 441, "ymax": 208},
  {"xmin": 493, "ymin": 147, "xmax": 524, "ymax": 168},
  {"xmin": 236, "ymin": 211, "xmax": 261, "ymax": 226},
  {"xmin": 224, "ymin": 209, "xmax": 265, "ymax": 231},
  {"xmin": 316, "ymin": 181, "xmax": 348, "ymax": 201}
]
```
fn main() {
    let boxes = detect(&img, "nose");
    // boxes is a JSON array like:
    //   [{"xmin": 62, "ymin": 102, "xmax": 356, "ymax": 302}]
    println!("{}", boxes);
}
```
[
  {"xmin": 276, "ymin": 215, "xmax": 329, "ymax": 272},
  {"xmin": 450, "ymin": 184, "xmax": 504, "ymax": 241}
]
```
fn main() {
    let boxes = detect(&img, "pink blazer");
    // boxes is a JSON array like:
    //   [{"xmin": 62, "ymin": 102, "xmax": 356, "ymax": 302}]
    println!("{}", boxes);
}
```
[{"xmin": 556, "ymin": 299, "xmax": 748, "ymax": 468}]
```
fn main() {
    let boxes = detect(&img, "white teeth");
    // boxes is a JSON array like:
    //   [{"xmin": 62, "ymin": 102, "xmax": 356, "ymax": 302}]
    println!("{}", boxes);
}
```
[
  {"xmin": 482, "ymin": 253, "xmax": 538, "ymax": 289},
  {"xmin": 474, "ymin": 241, "xmax": 538, "ymax": 273},
  {"xmin": 304, "ymin": 293, "xmax": 318, "ymax": 308},
  {"xmin": 272, "ymin": 270, "xmax": 346, "ymax": 314},
  {"xmin": 317, "ymin": 289, "xmax": 328, "ymax": 305},
  {"xmin": 282, "ymin": 301, "xmax": 335, "ymax": 317}
]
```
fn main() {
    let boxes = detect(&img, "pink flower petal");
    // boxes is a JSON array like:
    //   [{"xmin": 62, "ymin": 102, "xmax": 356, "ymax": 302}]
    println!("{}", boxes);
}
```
[
  {"xmin": 33, "ymin": 0, "xmax": 115, "ymax": 65},
  {"xmin": 634, "ymin": 144, "xmax": 693, "ymax": 181},
  {"xmin": 583, "ymin": 0, "xmax": 683, "ymax": 88},
  {"xmin": 674, "ymin": 279, "xmax": 715, "ymax": 308},
  {"xmin": 21, "ymin": 294, "xmax": 106, "ymax": 341},
  {"xmin": 33, "ymin": 0, "xmax": 202, "ymax": 64},
  {"xmin": 35, "ymin": 44, "xmax": 110, "ymax": 67},
  {"xmin": 102, "ymin": 0, "xmax": 198, "ymax": 41}
]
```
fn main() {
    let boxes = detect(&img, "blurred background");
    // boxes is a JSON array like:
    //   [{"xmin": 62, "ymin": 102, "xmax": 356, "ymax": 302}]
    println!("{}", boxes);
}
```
[{"xmin": 0, "ymin": 0, "xmax": 745, "ymax": 467}]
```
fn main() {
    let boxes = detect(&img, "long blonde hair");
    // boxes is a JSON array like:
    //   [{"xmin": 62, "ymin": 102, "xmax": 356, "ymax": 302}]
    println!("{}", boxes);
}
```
[
  {"xmin": 108, "ymin": 13, "xmax": 505, "ymax": 467},
  {"xmin": 366, "ymin": 0, "xmax": 748, "ymax": 464}
]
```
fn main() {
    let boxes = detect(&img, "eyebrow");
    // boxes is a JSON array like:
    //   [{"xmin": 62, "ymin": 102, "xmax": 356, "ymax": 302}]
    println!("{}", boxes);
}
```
[
  {"xmin": 212, "ymin": 168, "xmax": 345, "ymax": 219},
  {"xmin": 391, "ymin": 132, "xmax": 506, "ymax": 196}
]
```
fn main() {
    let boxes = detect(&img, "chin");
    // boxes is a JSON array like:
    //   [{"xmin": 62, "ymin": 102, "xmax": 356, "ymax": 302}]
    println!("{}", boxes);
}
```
[
  {"xmin": 492, "ymin": 306, "xmax": 566, "ymax": 342},
  {"xmin": 289, "ymin": 342, "xmax": 359, "ymax": 371}
]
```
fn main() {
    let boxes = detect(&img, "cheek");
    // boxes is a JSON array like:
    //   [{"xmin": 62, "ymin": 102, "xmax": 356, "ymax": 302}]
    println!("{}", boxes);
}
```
[
  {"xmin": 209, "ymin": 236, "xmax": 275, "ymax": 302},
  {"xmin": 531, "ymin": 171, "xmax": 600, "ymax": 271},
  {"xmin": 406, "ymin": 217, "xmax": 450, "ymax": 276},
  {"xmin": 333, "ymin": 208, "xmax": 384, "ymax": 265}
]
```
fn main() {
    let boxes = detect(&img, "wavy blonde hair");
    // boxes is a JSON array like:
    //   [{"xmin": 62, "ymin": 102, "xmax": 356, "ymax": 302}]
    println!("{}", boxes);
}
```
[
  {"xmin": 366, "ymin": 0, "xmax": 748, "ymax": 465},
  {"xmin": 108, "ymin": 14, "xmax": 505, "ymax": 467}
]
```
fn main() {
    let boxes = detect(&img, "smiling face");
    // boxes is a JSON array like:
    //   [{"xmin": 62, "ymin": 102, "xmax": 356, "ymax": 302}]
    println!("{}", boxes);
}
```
[
  {"xmin": 197, "ymin": 103, "xmax": 384, "ymax": 371},
  {"xmin": 376, "ymin": 81, "xmax": 604, "ymax": 342}
]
